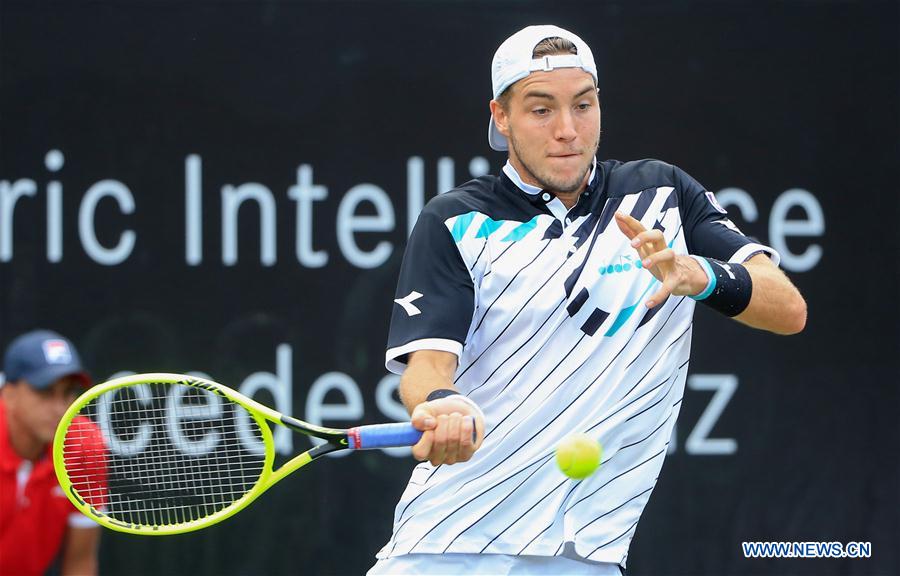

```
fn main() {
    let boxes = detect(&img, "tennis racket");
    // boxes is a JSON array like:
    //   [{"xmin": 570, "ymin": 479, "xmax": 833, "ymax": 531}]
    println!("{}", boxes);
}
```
[{"xmin": 53, "ymin": 372, "xmax": 422, "ymax": 535}]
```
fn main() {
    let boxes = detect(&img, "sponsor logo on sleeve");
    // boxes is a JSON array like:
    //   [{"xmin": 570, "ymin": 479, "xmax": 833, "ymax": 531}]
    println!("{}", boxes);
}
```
[
  {"xmin": 705, "ymin": 191, "xmax": 728, "ymax": 214},
  {"xmin": 394, "ymin": 291, "xmax": 424, "ymax": 316}
]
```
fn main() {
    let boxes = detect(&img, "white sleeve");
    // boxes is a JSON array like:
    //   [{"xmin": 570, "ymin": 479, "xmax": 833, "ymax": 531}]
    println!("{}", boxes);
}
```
[{"xmin": 68, "ymin": 511, "xmax": 100, "ymax": 528}]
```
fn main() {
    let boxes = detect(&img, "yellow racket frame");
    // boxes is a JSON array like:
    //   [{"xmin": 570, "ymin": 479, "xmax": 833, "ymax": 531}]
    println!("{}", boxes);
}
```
[{"xmin": 53, "ymin": 372, "xmax": 346, "ymax": 535}]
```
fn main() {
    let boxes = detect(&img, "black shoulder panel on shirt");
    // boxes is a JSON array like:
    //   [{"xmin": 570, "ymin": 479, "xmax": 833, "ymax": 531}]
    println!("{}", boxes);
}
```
[
  {"xmin": 422, "ymin": 176, "xmax": 548, "ymax": 223},
  {"xmin": 598, "ymin": 158, "xmax": 763, "ymax": 260},
  {"xmin": 600, "ymin": 159, "xmax": 680, "ymax": 198}
]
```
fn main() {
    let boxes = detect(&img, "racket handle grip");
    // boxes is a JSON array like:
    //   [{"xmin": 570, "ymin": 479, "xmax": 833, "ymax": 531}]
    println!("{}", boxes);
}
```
[{"xmin": 347, "ymin": 423, "xmax": 423, "ymax": 449}]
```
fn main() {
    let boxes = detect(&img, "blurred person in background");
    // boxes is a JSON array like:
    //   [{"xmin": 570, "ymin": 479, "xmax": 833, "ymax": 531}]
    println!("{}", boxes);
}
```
[{"xmin": 0, "ymin": 330, "xmax": 99, "ymax": 576}]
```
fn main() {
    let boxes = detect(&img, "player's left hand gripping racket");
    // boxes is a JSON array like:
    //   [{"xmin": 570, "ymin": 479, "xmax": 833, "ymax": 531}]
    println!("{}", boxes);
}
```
[{"xmin": 53, "ymin": 373, "xmax": 422, "ymax": 535}]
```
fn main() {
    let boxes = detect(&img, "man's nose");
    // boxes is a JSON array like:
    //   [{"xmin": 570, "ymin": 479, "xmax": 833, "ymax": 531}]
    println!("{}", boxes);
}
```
[{"xmin": 554, "ymin": 109, "xmax": 578, "ymax": 141}]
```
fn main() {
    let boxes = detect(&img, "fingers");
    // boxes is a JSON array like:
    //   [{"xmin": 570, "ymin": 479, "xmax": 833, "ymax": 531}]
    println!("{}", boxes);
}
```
[
  {"xmin": 410, "ymin": 403, "xmax": 437, "ymax": 431},
  {"xmin": 410, "ymin": 403, "xmax": 437, "ymax": 461},
  {"xmin": 641, "ymin": 247, "xmax": 676, "ymax": 276},
  {"xmin": 616, "ymin": 213, "xmax": 673, "ymax": 271},
  {"xmin": 461, "ymin": 414, "xmax": 476, "ymax": 448},
  {"xmin": 429, "ymin": 413, "xmax": 480, "ymax": 466},
  {"xmin": 430, "ymin": 414, "xmax": 450, "ymax": 465},
  {"xmin": 616, "ymin": 212, "xmax": 698, "ymax": 307},
  {"xmin": 442, "ymin": 413, "xmax": 461, "ymax": 465},
  {"xmin": 616, "ymin": 212, "xmax": 669, "ymax": 259},
  {"xmin": 646, "ymin": 275, "xmax": 676, "ymax": 308},
  {"xmin": 624, "ymin": 222, "xmax": 671, "ymax": 268},
  {"xmin": 411, "ymin": 430, "xmax": 434, "ymax": 461},
  {"xmin": 614, "ymin": 211, "xmax": 640, "ymax": 240},
  {"xmin": 630, "ymin": 229, "xmax": 666, "ymax": 255},
  {"xmin": 614, "ymin": 211, "xmax": 646, "ymax": 237},
  {"xmin": 413, "ymin": 396, "xmax": 484, "ymax": 466}
]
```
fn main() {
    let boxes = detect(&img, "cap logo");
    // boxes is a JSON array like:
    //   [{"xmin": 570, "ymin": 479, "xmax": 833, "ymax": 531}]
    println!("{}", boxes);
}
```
[{"xmin": 42, "ymin": 340, "xmax": 72, "ymax": 364}]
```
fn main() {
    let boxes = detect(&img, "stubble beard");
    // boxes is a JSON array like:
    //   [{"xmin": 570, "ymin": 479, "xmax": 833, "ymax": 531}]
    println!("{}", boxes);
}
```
[{"xmin": 509, "ymin": 130, "xmax": 600, "ymax": 194}]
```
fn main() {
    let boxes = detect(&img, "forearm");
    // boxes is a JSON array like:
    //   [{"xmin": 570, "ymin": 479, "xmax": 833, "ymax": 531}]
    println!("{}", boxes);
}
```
[
  {"xmin": 398, "ymin": 350, "xmax": 459, "ymax": 415},
  {"xmin": 61, "ymin": 527, "xmax": 100, "ymax": 576},
  {"xmin": 733, "ymin": 256, "xmax": 807, "ymax": 335},
  {"xmin": 62, "ymin": 555, "xmax": 97, "ymax": 576}
]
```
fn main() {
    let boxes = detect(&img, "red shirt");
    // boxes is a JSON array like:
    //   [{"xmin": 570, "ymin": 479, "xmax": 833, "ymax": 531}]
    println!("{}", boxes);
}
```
[{"xmin": 0, "ymin": 400, "xmax": 105, "ymax": 576}]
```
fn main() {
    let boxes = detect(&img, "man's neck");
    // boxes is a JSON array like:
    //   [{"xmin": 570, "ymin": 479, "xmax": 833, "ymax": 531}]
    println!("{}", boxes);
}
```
[
  {"xmin": 554, "ymin": 188, "xmax": 583, "ymax": 210},
  {"xmin": 503, "ymin": 158, "xmax": 593, "ymax": 210}
]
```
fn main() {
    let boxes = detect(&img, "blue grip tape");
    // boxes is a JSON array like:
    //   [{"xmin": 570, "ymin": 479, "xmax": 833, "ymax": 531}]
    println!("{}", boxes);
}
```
[{"xmin": 349, "ymin": 423, "xmax": 423, "ymax": 449}]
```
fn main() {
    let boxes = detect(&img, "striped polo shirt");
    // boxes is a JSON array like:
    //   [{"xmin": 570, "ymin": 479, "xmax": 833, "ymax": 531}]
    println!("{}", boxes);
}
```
[{"xmin": 381, "ymin": 158, "xmax": 777, "ymax": 568}]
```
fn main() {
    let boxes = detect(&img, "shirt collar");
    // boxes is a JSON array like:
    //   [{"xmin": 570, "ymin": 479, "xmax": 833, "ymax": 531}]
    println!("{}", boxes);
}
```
[{"xmin": 502, "ymin": 158, "xmax": 599, "ymax": 199}]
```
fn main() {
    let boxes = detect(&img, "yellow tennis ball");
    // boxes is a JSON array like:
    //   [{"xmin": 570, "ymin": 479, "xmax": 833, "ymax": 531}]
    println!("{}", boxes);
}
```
[{"xmin": 555, "ymin": 433, "xmax": 602, "ymax": 480}]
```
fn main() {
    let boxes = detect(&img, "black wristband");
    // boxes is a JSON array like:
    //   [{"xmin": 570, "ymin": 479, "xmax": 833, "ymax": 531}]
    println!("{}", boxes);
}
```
[
  {"xmin": 426, "ymin": 388, "xmax": 459, "ymax": 401},
  {"xmin": 698, "ymin": 258, "xmax": 753, "ymax": 317}
]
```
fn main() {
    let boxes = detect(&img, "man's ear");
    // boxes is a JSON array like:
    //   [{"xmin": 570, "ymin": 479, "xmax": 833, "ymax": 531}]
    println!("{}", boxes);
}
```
[
  {"xmin": 489, "ymin": 99, "xmax": 510, "ymax": 138},
  {"xmin": 1, "ymin": 380, "xmax": 20, "ymax": 404}
]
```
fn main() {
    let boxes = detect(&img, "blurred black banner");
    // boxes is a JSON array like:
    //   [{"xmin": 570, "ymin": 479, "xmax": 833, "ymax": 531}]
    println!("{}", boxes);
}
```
[{"xmin": 1, "ymin": 1, "xmax": 897, "ymax": 575}]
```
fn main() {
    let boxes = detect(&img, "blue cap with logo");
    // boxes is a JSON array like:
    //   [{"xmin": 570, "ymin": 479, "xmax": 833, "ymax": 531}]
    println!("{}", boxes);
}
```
[{"xmin": 3, "ymin": 330, "xmax": 91, "ymax": 389}]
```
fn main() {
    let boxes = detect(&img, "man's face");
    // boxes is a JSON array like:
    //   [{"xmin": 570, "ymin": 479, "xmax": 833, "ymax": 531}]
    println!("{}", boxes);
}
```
[
  {"xmin": 492, "ymin": 67, "xmax": 601, "ymax": 194},
  {"xmin": 4, "ymin": 376, "xmax": 83, "ymax": 445}
]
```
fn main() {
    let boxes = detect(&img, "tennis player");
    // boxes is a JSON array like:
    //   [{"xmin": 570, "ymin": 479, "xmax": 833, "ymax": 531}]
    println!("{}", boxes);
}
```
[
  {"xmin": 0, "ymin": 330, "xmax": 101, "ymax": 576},
  {"xmin": 370, "ymin": 25, "xmax": 806, "ymax": 575}
]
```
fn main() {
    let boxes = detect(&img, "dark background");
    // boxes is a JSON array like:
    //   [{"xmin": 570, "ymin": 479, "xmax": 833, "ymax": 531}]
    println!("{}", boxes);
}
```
[{"xmin": 1, "ymin": 1, "xmax": 898, "ymax": 575}]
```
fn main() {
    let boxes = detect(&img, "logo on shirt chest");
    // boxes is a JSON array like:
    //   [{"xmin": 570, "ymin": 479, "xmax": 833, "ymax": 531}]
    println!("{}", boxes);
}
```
[
  {"xmin": 598, "ymin": 254, "xmax": 643, "ymax": 276},
  {"xmin": 562, "ymin": 224, "xmax": 678, "ymax": 338}
]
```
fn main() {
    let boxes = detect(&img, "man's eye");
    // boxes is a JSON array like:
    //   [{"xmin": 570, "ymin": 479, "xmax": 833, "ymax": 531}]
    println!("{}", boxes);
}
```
[
  {"xmin": 533, "ymin": 108, "xmax": 550, "ymax": 116},
  {"xmin": 577, "ymin": 103, "xmax": 592, "ymax": 110}
]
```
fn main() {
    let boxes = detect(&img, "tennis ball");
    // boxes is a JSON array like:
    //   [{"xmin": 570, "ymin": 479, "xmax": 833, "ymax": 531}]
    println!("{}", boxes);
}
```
[{"xmin": 555, "ymin": 433, "xmax": 602, "ymax": 480}]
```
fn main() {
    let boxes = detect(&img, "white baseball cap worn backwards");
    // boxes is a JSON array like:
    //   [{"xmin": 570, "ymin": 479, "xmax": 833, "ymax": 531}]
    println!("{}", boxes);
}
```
[{"xmin": 488, "ymin": 25, "xmax": 598, "ymax": 151}]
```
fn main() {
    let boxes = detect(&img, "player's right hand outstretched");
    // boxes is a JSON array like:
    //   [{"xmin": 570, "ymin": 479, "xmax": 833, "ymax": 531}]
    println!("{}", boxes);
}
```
[{"xmin": 411, "ymin": 395, "xmax": 484, "ymax": 466}]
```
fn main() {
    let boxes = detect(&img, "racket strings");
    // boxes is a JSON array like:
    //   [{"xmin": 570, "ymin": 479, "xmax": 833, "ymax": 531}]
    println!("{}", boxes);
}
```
[{"xmin": 61, "ymin": 382, "xmax": 267, "ymax": 528}]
